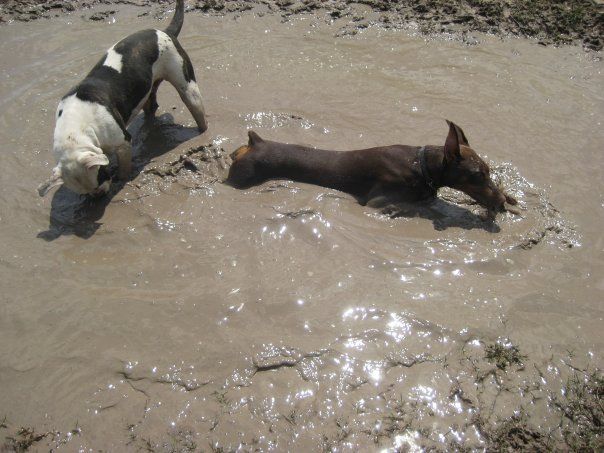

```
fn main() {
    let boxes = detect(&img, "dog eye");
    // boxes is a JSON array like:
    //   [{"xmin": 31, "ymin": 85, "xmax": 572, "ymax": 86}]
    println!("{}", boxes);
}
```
[{"xmin": 470, "ymin": 172, "xmax": 485, "ymax": 184}]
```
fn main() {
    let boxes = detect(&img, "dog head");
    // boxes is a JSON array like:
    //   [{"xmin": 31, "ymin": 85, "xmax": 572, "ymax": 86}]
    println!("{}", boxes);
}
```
[
  {"xmin": 441, "ymin": 120, "xmax": 517, "ymax": 219},
  {"xmin": 38, "ymin": 151, "xmax": 111, "ymax": 197},
  {"xmin": 226, "ymin": 131, "xmax": 265, "ymax": 189}
]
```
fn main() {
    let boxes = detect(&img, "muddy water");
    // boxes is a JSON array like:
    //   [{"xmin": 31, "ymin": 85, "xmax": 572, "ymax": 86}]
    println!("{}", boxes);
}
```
[{"xmin": 0, "ymin": 5, "xmax": 602, "ymax": 450}]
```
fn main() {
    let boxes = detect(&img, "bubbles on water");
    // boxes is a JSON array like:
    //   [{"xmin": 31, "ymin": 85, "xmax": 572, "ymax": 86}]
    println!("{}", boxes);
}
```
[
  {"xmin": 154, "ymin": 218, "xmax": 177, "ymax": 231},
  {"xmin": 295, "ymin": 389, "xmax": 314, "ymax": 399},
  {"xmin": 243, "ymin": 111, "xmax": 315, "ymax": 130},
  {"xmin": 411, "ymin": 384, "xmax": 437, "ymax": 404},
  {"xmin": 393, "ymin": 431, "xmax": 422, "ymax": 452},
  {"xmin": 344, "ymin": 337, "xmax": 366, "ymax": 350},
  {"xmin": 364, "ymin": 362, "xmax": 383, "ymax": 383},
  {"xmin": 211, "ymin": 135, "xmax": 229, "ymax": 147},
  {"xmin": 342, "ymin": 306, "xmax": 381, "ymax": 321},
  {"xmin": 386, "ymin": 313, "xmax": 412, "ymax": 342}
]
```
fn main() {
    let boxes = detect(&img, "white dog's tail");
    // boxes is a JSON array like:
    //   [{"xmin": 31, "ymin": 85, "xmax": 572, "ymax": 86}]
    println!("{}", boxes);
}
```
[{"xmin": 165, "ymin": 0, "xmax": 185, "ymax": 38}]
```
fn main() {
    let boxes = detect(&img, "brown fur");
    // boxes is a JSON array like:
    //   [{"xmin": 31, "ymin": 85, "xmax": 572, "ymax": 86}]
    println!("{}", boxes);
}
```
[
  {"xmin": 226, "ymin": 122, "xmax": 517, "ymax": 219},
  {"xmin": 231, "ymin": 145, "xmax": 251, "ymax": 162}
]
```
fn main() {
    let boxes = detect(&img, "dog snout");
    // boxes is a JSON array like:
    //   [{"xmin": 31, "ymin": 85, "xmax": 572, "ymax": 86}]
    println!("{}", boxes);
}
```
[
  {"xmin": 493, "ymin": 191, "xmax": 507, "ymax": 211},
  {"xmin": 90, "ymin": 167, "xmax": 112, "ymax": 196},
  {"xmin": 463, "ymin": 181, "xmax": 507, "ymax": 219},
  {"xmin": 97, "ymin": 166, "xmax": 111, "ymax": 185},
  {"xmin": 92, "ymin": 179, "xmax": 111, "ymax": 197},
  {"xmin": 487, "ymin": 188, "xmax": 508, "ymax": 218}
]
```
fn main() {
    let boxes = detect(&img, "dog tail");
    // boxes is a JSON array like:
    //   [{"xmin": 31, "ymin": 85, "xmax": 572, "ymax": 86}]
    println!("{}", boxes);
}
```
[{"xmin": 165, "ymin": 0, "xmax": 185, "ymax": 38}]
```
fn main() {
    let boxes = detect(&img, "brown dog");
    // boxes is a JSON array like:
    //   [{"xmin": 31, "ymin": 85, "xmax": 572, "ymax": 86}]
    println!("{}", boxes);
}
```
[{"xmin": 226, "ymin": 120, "xmax": 517, "ymax": 219}]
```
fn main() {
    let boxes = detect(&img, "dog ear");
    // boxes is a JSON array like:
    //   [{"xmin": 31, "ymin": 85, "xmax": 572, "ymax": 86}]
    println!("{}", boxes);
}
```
[
  {"xmin": 37, "ymin": 166, "xmax": 64, "ymax": 197},
  {"xmin": 79, "ymin": 152, "xmax": 109, "ymax": 170},
  {"xmin": 444, "ymin": 120, "xmax": 469, "ymax": 161},
  {"xmin": 450, "ymin": 121, "xmax": 469, "ymax": 146},
  {"xmin": 248, "ymin": 130, "xmax": 264, "ymax": 146}
]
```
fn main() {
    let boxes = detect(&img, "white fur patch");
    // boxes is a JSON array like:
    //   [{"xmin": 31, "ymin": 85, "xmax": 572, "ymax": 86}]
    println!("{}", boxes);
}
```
[
  {"xmin": 156, "ymin": 30, "xmax": 173, "ymax": 56},
  {"xmin": 52, "ymin": 95, "xmax": 124, "ymax": 194},
  {"xmin": 154, "ymin": 30, "xmax": 185, "ymax": 83},
  {"xmin": 55, "ymin": 94, "xmax": 125, "ymax": 154},
  {"xmin": 104, "ymin": 46, "xmax": 123, "ymax": 73},
  {"xmin": 186, "ymin": 80, "xmax": 203, "ymax": 104}
]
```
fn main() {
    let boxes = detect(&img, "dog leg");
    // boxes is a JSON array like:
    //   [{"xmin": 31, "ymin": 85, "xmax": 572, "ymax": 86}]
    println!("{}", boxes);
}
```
[
  {"xmin": 144, "ymin": 80, "xmax": 162, "ymax": 120},
  {"xmin": 115, "ymin": 142, "xmax": 132, "ymax": 180},
  {"xmin": 176, "ymin": 80, "xmax": 208, "ymax": 132},
  {"xmin": 159, "ymin": 32, "xmax": 208, "ymax": 132},
  {"xmin": 362, "ymin": 183, "xmax": 397, "ymax": 208}
]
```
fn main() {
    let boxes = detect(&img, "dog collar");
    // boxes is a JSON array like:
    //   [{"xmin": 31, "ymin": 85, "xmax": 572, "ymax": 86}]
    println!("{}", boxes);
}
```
[{"xmin": 418, "ymin": 146, "xmax": 436, "ymax": 191}]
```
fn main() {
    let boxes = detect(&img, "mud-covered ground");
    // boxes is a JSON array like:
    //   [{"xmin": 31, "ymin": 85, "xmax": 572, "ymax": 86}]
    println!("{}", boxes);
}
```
[
  {"xmin": 6, "ymin": 143, "xmax": 599, "ymax": 451},
  {"xmin": 1, "ymin": 0, "xmax": 603, "ymax": 50}
]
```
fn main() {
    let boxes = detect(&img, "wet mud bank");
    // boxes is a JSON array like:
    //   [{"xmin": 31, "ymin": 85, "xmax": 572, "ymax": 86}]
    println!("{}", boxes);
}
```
[
  {"xmin": 0, "ymin": 1, "xmax": 602, "ymax": 452},
  {"xmin": 1, "ymin": 336, "xmax": 602, "ymax": 451},
  {"xmin": 1, "ymin": 0, "xmax": 603, "ymax": 50}
]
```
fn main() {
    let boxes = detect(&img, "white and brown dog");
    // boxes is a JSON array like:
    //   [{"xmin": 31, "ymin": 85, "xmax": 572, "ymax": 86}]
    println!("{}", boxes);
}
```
[{"xmin": 38, "ymin": 0, "xmax": 207, "ymax": 197}]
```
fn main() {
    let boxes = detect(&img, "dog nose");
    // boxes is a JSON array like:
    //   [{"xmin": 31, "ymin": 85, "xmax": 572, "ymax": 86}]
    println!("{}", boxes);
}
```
[
  {"xmin": 493, "ymin": 195, "xmax": 506, "ymax": 213},
  {"xmin": 97, "ymin": 166, "xmax": 111, "ymax": 185},
  {"xmin": 483, "ymin": 191, "xmax": 506, "ymax": 220},
  {"xmin": 92, "ymin": 180, "xmax": 111, "ymax": 197}
]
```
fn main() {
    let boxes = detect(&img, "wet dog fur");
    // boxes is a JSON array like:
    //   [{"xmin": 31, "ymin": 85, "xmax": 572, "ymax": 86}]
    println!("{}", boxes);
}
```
[
  {"xmin": 38, "ymin": 0, "xmax": 207, "ymax": 197},
  {"xmin": 226, "ymin": 121, "xmax": 517, "ymax": 219}
]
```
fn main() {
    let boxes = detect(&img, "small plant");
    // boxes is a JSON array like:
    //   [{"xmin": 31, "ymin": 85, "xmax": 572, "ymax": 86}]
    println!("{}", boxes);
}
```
[
  {"xmin": 3, "ymin": 427, "xmax": 51, "ymax": 452},
  {"xmin": 484, "ymin": 341, "xmax": 526, "ymax": 370},
  {"xmin": 212, "ymin": 390, "xmax": 230, "ymax": 407},
  {"xmin": 554, "ymin": 369, "xmax": 604, "ymax": 451}
]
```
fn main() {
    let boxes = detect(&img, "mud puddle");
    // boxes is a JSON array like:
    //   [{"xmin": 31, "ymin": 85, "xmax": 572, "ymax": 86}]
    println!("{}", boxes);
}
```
[{"xmin": 0, "ymin": 4, "xmax": 602, "ymax": 451}]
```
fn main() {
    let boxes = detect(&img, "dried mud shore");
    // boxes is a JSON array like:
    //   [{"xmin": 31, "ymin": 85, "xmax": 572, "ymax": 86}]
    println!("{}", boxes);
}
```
[{"xmin": 1, "ymin": 0, "xmax": 603, "ymax": 50}]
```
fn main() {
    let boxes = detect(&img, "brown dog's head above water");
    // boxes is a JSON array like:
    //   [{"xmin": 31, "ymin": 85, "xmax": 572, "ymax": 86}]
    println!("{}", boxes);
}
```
[
  {"xmin": 440, "ymin": 120, "xmax": 517, "ymax": 219},
  {"xmin": 226, "ymin": 121, "xmax": 517, "ymax": 220}
]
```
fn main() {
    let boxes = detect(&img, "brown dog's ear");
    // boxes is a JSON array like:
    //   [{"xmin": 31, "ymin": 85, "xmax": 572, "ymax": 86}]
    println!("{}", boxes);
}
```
[
  {"xmin": 37, "ymin": 166, "xmax": 63, "ymax": 197},
  {"xmin": 449, "ymin": 120, "xmax": 469, "ymax": 146},
  {"xmin": 78, "ymin": 152, "xmax": 109, "ymax": 170},
  {"xmin": 248, "ymin": 130, "xmax": 264, "ymax": 146},
  {"xmin": 444, "ymin": 120, "xmax": 470, "ymax": 161}
]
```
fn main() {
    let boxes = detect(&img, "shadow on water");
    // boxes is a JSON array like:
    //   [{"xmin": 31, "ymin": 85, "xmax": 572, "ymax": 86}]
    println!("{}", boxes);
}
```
[
  {"xmin": 37, "ymin": 113, "xmax": 200, "ymax": 241},
  {"xmin": 378, "ymin": 197, "xmax": 501, "ymax": 233}
]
